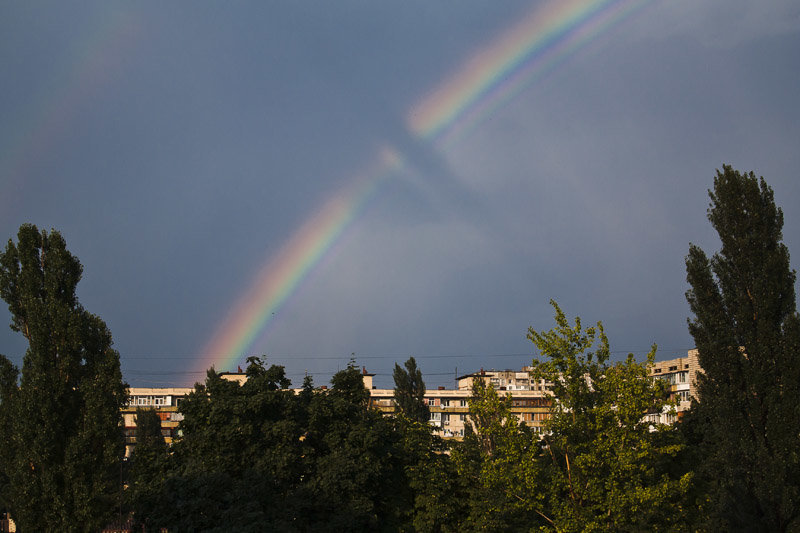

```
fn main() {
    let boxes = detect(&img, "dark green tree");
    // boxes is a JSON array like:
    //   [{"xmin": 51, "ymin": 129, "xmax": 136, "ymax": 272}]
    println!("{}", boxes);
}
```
[
  {"xmin": 390, "ymin": 358, "xmax": 463, "ymax": 532},
  {"xmin": 393, "ymin": 356, "xmax": 429, "ymax": 424},
  {"xmin": 141, "ymin": 359, "xmax": 303, "ymax": 530},
  {"xmin": 0, "ymin": 224, "xmax": 128, "ymax": 531},
  {"xmin": 0, "ymin": 355, "xmax": 19, "ymax": 514},
  {"xmin": 127, "ymin": 408, "xmax": 169, "ymax": 531},
  {"xmin": 685, "ymin": 166, "xmax": 800, "ymax": 531},
  {"xmin": 301, "ymin": 363, "xmax": 409, "ymax": 531}
]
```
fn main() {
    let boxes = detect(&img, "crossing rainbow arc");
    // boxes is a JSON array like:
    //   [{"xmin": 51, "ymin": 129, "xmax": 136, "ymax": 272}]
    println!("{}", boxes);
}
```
[{"xmin": 197, "ymin": 0, "xmax": 654, "ymax": 374}]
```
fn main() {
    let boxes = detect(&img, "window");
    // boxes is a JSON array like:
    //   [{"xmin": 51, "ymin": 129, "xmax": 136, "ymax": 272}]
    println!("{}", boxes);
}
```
[
  {"xmin": 459, "ymin": 399, "xmax": 468, "ymax": 407},
  {"xmin": 425, "ymin": 398, "xmax": 437, "ymax": 406},
  {"xmin": 440, "ymin": 399, "xmax": 449, "ymax": 408}
]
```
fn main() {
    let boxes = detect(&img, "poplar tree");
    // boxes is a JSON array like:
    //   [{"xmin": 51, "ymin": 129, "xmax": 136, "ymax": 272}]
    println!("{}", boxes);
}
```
[
  {"xmin": 0, "ymin": 224, "xmax": 128, "ymax": 531},
  {"xmin": 686, "ymin": 166, "xmax": 800, "ymax": 531},
  {"xmin": 392, "ymin": 356, "xmax": 429, "ymax": 424}
]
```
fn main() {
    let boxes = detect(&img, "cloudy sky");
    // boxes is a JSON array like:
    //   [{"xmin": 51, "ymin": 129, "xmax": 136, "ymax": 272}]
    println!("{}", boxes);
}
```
[{"xmin": 1, "ymin": 1, "xmax": 799, "ymax": 389}]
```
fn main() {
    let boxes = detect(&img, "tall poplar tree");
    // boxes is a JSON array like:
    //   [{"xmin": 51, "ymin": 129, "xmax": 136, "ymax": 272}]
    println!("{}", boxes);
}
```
[
  {"xmin": 393, "ymin": 356, "xmax": 429, "ymax": 424},
  {"xmin": 0, "ymin": 224, "xmax": 128, "ymax": 531},
  {"xmin": 686, "ymin": 166, "xmax": 800, "ymax": 531}
]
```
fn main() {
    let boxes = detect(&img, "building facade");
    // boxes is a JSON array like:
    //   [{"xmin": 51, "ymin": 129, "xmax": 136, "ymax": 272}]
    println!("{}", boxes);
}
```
[
  {"xmin": 123, "ymin": 351, "xmax": 701, "ymax": 449},
  {"xmin": 644, "ymin": 349, "xmax": 701, "ymax": 425},
  {"xmin": 369, "ymin": 367, "xmax": 553, "ymax": 438}
]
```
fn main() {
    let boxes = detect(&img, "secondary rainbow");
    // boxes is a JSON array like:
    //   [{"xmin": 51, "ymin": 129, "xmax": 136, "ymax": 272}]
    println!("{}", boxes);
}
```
[
  {"xmin": 0, "ymin": 9, "xmax": 140, "ymax": 224},
  {"xmin": 197, "ymin": 0, "xmax": 655, "ymax": 373}
]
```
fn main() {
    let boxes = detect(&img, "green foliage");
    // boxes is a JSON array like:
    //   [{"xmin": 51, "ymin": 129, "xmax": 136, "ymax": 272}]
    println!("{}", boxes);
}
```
[
  {"xmin": 0, "ymin": 354, "xmax": 19, "ymax": 513},
  {"xmin": 393, "ymin": 356, "xmax": 429, "ymax": 424},
  {"xmin": 134, "ymin": 360, "xmax": 423, "ymax": 531},
  {"xmin": 301, "ymin": 362, "xmax": 409, "ymax": 531},
  {"xmin": 329, "ymin": 360, "xmax": 370, "ymax": 406},
  {"xmin": 528, "ymin": 301, "xmax": 692, "ymax": 532},
  {"xmin": 127, "ymin": 408, "xmax": 169, "ymax": 532},
  {"xmin": 685, "ymin": 165, "xmax": 800, "ymax": 531},
  {"xmin": 451, "ymin": 377, "xmax": 545, "ymax": 531},
  {"xmin": 401, "ymin": 418, "xmax": 466, "ymax": 533},
  {"xmin": 0, "ymin": 224, "xmax": 128, "ymax": 531}
]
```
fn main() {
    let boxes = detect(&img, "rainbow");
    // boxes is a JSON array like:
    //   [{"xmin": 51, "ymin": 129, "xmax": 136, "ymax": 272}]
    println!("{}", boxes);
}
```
[
  {"xmin": 197, "ymin": 0, "xmax": 654, "ymax": 374},
  {"xmin": 0, "ymin": 8, "xmax": 140, "ymax": 225},
  {"xmin": 200, "ymin": 147, "xmax": 404, "ymax": 370}
]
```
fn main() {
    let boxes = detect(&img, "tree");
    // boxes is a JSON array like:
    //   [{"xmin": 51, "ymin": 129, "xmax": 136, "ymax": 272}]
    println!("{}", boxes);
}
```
[
  {"xmin": 127, "ymin": 408, "xmax": 169, "ymax": 531},
  {"xmin": 528, "ymin": 301, "xmax": 691, "ymax": 532},
  {"xmin": 0, "ymin": 355, "xmax": 18, "ymax": 514},
  {"xmin": 142, "ymin": 359, "xmax": 303, "ymax": 530},
  {"xmin": 0, "ymin": 224, "xmax": 128, "ymax": 531},
  {"xmin": 390, "ymin": 358, "xmax": 465, "ymax": 531},
  {"xmin": 685, "ymin": 166, "xmax": 800, "ymax": 531},
  {"xmin": 393, "ymin": 356, "xmax": 429, "ymax": 424},
  {"xmin": 301, "ymin": 363, "xmax": 409, "ymax": 531},
  {"xmin": 451, "ymin": 377, "xmax": 544, "ymax": 531}
]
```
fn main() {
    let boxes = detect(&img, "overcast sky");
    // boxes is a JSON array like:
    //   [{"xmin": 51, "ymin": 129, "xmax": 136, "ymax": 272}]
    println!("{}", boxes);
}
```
[{"xmin": 1, "ymin": 1, "xmax": 799, "ymax": 389}]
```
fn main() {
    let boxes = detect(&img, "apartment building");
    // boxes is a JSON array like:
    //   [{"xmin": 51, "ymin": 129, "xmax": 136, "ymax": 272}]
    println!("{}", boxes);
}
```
[
  {"xmin": 122, "ymin": 386, "xmax": 192, "ymax": 456},
  {"xmin": 644, "ymin": 349, "xmax": 701, "ymax": 425},
  {"xmin": 122, "ymin": 371, "xmax": 244, "ymax": 455},
  {"xmin": 123, "ymin": 352, "xmax": 702, "ymax": 449},
  {"xmin": 368, "ymin": 367, "xmax": 553, "ymax": 438}
]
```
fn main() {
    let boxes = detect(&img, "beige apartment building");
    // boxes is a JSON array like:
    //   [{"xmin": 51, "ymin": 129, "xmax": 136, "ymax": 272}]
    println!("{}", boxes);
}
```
[
  {"xmin": 124, "ymin": 368, "xmax": 552, "ymax": 450},
  {"xmin": 367, "ymin": 368, "xmax": 553, "ymax": 438},
  {"xmin": 124, "ymin": 351, "xmax": 702, "ymax": 449},
  {"xmin": 644, "ymin": 349, "xmax": 701, "ymax": 425},
  {"xmin": 122, "ymin": 386, "xmax": 191, "ymax": 456}
]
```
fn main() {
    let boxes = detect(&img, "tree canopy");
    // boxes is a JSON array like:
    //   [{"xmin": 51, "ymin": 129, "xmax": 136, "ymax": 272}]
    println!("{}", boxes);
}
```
[
  {"xmin": 3, "ymin": 168, "xmax": 798, "ymax": 532},
  {"xmin": 528, "ymin": 301, "xmax": 692, "ymax": 532},
  {"xmin": 685, "ymin": 165, "xmax": 800, "ymax": 531},
  {"xmin": 393, "ymin": 356, "xmax": 429, "ymax": 424},
  {"xmin": 0, "ymin": 224, "xmax": 127, "ymax": 531}
]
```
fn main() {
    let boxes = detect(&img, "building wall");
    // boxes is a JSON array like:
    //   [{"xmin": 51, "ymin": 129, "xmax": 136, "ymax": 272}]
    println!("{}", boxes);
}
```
[
  {"xmin": 372, "ymin": 368, "xmax": 554, "ymax": 439},
  {"xmin": 123, "ymin": 374, "xmax": 247, "ymax": 454},
  {"xmin": 645, "ymin": 349, "xmax": 701, "ymax": 425},
  {"xmin": 122, "ymin": 354, "xmax": 702, "ymax": 450},
  {"xmin": 123, "ymin": 387, "xmax": 193, "ymax": 456}
]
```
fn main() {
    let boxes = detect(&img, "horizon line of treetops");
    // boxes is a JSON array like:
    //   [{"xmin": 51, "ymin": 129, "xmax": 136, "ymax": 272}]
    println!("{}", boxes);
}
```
[{"xmin": 2, "ymin": 165, "xmax": 799, "ymax": 532}]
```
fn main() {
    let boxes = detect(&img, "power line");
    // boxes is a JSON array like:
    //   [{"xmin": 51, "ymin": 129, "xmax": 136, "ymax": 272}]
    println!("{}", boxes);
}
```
[{"xmin": 118, "ymin": 347, "xmax": 695, "ymax": 361}]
